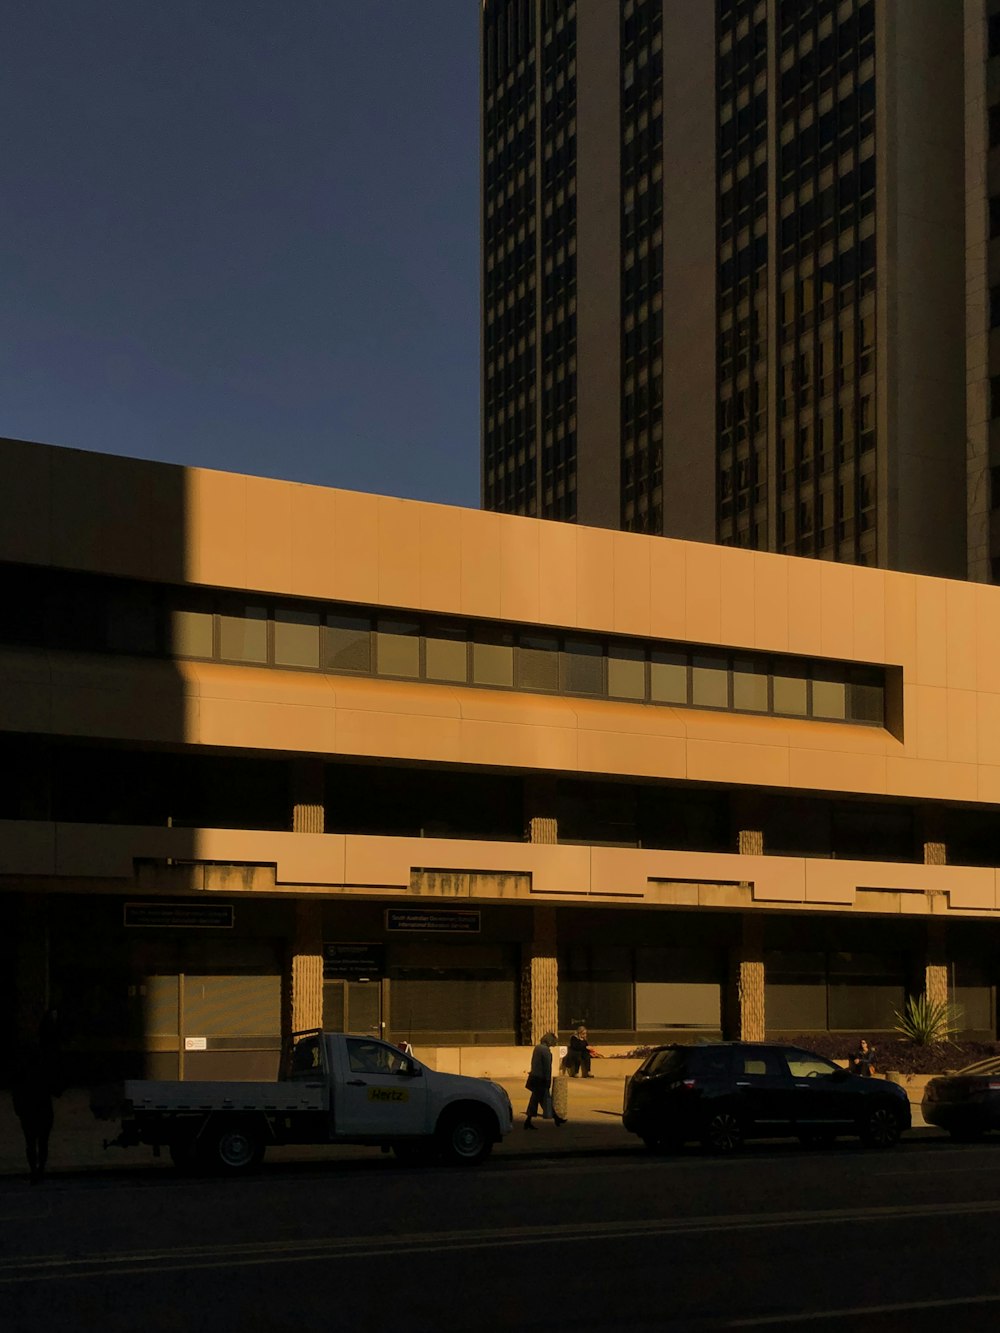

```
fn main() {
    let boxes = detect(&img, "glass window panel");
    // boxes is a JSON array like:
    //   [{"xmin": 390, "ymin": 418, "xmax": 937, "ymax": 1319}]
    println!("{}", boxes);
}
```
[
  {"xmin": 765, "ymin": 982, "xmax": 828, "ymax": 1031},
  {"xmin": 472, "ymin": 637, "xmax": 514, "ymax": 687},
  {"xmin": 608, "ymin": 644, "xmax": 646, "ymax": 700},
  {"xmin": 107, "ymin": 586, "xmax": 158, "ymax": 655},
  {"xmin": 732, "ymin": 657, "xmax": 768, "ymax": 711},
  {"xmin": 650, "ymin": 651, "xmax": 688, "ymax": 703},
  {"xmin": 846, "ymin": 671, "xmax": 883, "ymax": 724},
  {"xmin": 635, "ymin": 981, "xmax": 721, "ymax": 1029},
  {"xmin": 171, "ymin": 608, "xmax": 214, "ymax": 659},
  {"xmin": 561, "ymin": 637, "xmax": 603, "ymax": 695},
  {"xmin": 274, "ymin": 607, "xmax": 320, "ymax": 669},
  {"xmin": 219, "ymin": 605, "xmax": 268, "ymax": 663},
  {"xmin": 425, "ymin": 630, "xmax": 468, "ymax": 682},
  {"xmin": 376, "ymin": 620, "xmax": 420, "ymax": 678},
  {"xmin": 691, "ymin": 653, "xmax": 729, "ymax": 708},
  {"xmin": 518, "ymin": 634, "xmax": 560, "ymax": 690},
  {"xmin": 326, "ymin": 615, "xmax": 371, "ymax": 672},
  {"xmin": 812, "ymin": 671, "xmax": 847, "ymax": 719},
  {"xmin": 827, "ymin": 983, "xmax": 904, "ymax": 1030},
  {"xmin": 955, "ymin": 985, "xmax": 992, "ymax": 1032},
  {"xmin": 773, "ymin": 668, "xmax": 808, "ymax": 715}
]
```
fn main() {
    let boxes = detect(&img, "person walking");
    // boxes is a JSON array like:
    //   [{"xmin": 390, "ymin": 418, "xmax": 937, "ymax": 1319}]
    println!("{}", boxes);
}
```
[
  {"xmin": 524, "ymin": 1031, "xmax": 565, "ymax": 1128},
  {"xmin": 11, "ymin": 1011, "xmax": 63, "ymax": 1185}
]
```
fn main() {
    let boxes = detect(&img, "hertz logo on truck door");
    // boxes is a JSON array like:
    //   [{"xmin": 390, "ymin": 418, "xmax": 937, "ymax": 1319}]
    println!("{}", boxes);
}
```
[{"xmin": 367, "ymin": 1086, "xmax": 410, "ymax": 1103}]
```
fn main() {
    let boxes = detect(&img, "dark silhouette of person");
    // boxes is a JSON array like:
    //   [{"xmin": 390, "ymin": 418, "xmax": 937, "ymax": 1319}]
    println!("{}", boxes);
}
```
[
  {"xmin": 11, "ymin": 1011, "xmax": 63, "ymax": 1184},
  {"xmin": 563, "ymin": 1025, "xmax": 594, "ymax": 1078},
  {"xmin": 849, "ymin": 1038, "xmax": 875, "ymax": 1078}
]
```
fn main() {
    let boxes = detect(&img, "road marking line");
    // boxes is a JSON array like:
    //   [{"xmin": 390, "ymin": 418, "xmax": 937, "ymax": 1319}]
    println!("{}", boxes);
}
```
[
  {"xmin": 4, "ymin": 1196, "xmax": 1000, "ymax": 1285},
  {"xmin": 726, "ymin": 1290, "xmax": 1000, "ymax": 1326}
]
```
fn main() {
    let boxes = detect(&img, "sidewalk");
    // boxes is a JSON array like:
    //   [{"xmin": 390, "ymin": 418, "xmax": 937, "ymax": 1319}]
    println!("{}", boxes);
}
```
[
  {"xmin": 0, "ymin": 1074, "xmax": 929, "ymax": 1180},
  {"xmin": 0, "ymin": 1075, "xmax": 635, "ymax": 1179}
]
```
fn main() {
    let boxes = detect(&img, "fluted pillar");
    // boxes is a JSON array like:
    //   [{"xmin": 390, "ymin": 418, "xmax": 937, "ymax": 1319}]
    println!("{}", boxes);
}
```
[
  {"xmin": 726, "ymin": 913, "xmax": 765, "ymax": 1042},
  {"xmin": 520, "ymin": 904, "xmax": 558, "ymax": 1045},
  {"xmin": 286, "ymin": 899, "xmax": 324, "ymax": 1036}
]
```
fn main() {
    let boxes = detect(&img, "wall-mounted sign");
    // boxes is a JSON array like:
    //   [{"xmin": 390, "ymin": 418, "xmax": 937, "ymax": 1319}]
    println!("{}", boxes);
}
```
[
  {"xmin": 385, "ymin": 908, "xmax": 482, "ymax": 934},
  {"xmin": 184, "ymin": 1037, "xmax": 208, "ymax": 1051},
  {"xmin": 323, "ymin": 943, "xmax": 385, "ymax": 981},
  {"xmin": 123, "ymin": 902, "xmax": 235, "ymax": 929}
]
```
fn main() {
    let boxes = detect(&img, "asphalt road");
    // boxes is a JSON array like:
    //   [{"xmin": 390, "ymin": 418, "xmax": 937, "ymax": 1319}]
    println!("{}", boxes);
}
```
[{"xmin": 3, "ymin": 1137, "xmax": 1000, "ymax": 1332}]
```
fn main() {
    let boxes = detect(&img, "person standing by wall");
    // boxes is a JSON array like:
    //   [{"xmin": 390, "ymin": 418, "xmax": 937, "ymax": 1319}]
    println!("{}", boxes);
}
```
[
  {"xmin": 524, "ymin": 1031, "xmax": 566, "ymax": 1128},
  {"xmin": 849, "ymin": 1038, "xmax": 876, "ymax": 1078},
  {"xmin": 564, "ymin": 1025, "xmax": 594, "ymax": 1078},
  {"xmin": 11, "ymin": 1010, "xmax": 63, "ymax": 1184}
]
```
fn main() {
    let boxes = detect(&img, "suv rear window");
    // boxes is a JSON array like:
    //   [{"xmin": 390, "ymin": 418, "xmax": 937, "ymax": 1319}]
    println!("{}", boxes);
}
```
[
  {"xmin": 641, "ymin": 1049, "xmax": 686, "ymax": 1078},
  {"xmin": 686, "ymin": 1047, "xmax": 732, "ymax": 1078},
  {"xmin": 641, "ymin": 1046, "xmax": 733, "ymax": 1078}
]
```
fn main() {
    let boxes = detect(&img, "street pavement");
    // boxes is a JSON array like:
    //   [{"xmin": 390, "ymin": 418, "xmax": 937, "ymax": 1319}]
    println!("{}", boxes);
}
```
[{"xmin": 0, "ymin": 1113, "xmax": 994, "ymax": 1333}]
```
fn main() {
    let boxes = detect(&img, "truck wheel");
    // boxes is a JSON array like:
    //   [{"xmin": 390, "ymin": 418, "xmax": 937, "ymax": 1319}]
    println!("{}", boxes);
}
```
[
  {"xmin": 437, "ymin": 1110, "xmax": 494, "ymax": 1166},
  {"xmin": 202, "ymin": 1120, "xmax": 265, "ymax": 1174}
]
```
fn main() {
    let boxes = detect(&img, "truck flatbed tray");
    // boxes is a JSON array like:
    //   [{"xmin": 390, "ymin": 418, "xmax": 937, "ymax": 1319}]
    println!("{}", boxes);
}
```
[{"xmin": 123, "ymin": 1080, "xmax": 325, "ymax": 1113}]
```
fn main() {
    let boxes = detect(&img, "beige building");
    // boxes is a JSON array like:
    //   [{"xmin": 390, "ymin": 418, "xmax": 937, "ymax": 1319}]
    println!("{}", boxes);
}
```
[
  {"xmin": 4, "ymin": 436, "xmax": 1000, "ymax": 1078},
  {"xmin": 482, "ymin": 0, "xmax": 981, "ymax": 579}
]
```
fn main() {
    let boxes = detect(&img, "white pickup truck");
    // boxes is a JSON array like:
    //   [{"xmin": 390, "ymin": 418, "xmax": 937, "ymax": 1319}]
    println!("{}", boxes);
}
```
[{"xmin": 95, "ymin": 1031, "xmax": 513, "ymax": 1173}]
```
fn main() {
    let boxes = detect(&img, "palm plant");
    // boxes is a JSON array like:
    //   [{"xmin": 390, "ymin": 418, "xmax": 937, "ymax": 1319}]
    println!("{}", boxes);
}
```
[{"xmin": 893, "ymin": 994, "xmax": 962, "ymax": 1046}]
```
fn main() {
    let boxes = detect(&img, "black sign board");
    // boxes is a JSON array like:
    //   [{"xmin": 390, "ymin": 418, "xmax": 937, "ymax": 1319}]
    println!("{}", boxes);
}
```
[
  {"xmin": 123, "ymin": 902, "xmax": 235, "ymax": 929},
  {"xmin": 385, "ymin": 908, "xmax": 481, "ymax": 934},
  {"xmin": 323, "ymin": 943, "xmax": 385, "ymax": 981}
]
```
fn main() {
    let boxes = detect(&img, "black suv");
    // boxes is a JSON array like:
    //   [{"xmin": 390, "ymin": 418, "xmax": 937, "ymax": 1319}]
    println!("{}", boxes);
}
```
[{"xmin": 623, "ymin": 1042, "xmax": 910, "ymax": 1152}]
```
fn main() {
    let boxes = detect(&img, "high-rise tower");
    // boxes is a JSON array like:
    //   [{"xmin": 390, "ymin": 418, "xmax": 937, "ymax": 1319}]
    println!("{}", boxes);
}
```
[{"xmin": 481, "ymin": 0, "xmax": 975, "ymax": 579}]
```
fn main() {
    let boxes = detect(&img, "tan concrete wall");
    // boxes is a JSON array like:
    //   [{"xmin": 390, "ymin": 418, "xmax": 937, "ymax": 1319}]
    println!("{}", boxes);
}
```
[
  {"xmin": 9, "ymin": 440, "xmax": 1000, "ymax": 809},
  {"xmin": 7, "ymin": 821, "xmax": 1000, "ymax": 920}
]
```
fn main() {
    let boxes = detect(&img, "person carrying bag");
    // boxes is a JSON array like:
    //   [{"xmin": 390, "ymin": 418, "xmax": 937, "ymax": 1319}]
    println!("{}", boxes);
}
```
[{"xmin": 524, "ymin": 1031, "xmax": 566, "ymax": 1128}]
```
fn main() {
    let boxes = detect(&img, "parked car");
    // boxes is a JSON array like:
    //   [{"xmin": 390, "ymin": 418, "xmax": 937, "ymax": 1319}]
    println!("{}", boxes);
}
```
[
  {"xmin": 622, "ymin": 1041, "xmax": 910, "ymax": 1152},
  {"xmin": 923, "ymin": 1058, "xmax": 1000, "ymax": 1140}
]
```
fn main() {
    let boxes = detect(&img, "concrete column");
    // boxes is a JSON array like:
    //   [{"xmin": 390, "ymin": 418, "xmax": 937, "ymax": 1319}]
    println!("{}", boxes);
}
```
[
  {"xmin": 524, "ymin": 774, "xmax": 558, "ymax": 844},
  {"xmin": 14, "ymin": 895, "xmax": 48, "ymax": 1046},
  {"xmin": 291, "ymin": 759, "xmax": 324, "ymax": 834},
  {"xmin": 738, "ymin": 829, "xmax": 764, "ymax": 857},
  {"xmin": 923, "ymin": 841, "xmax": 947, "ymax": 867},
  {"xmin": 520, "ymin": 905, "xmax": 558, "ymax": 1045},
  {"xmin": 285, "ymin": 900, "xmax": 324, "ymax": 1037},
  {"xmin": 528, "ymin": 816, "xmax": 557, "ymax": 844},
  {"xmin": 925, "ymin": 918, "xmax": 949, "ymax": 1010},
  {"xmin": 725, "ymin": 914, "xmax": 765, "ymax": 1042}
]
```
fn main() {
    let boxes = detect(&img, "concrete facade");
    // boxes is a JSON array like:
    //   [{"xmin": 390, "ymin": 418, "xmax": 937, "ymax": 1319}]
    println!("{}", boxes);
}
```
[{"xmin": 5, "ymin": 439, "xmax": 1000, "ymax": 1075}]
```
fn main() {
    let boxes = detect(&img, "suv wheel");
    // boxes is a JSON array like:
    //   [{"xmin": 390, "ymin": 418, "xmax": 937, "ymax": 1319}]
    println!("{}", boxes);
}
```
[
  {"xmin": 859, "ymin": 1105, "xmax": 902, "ymax": 1149},
  {"xmin": 701, "ymin": 1109, "xmax": 743, "ymax": 1153}
]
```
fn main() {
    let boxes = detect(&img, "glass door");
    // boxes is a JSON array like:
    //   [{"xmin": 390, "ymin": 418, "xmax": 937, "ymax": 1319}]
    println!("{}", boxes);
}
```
[{"xmin": 323, "ymin": 979, "xmax": 382, "ymax": 1037}]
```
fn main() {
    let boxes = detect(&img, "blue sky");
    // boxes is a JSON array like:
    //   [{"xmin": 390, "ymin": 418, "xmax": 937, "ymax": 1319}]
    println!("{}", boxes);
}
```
[{"xmin": 1, "ymin": 0, "xmax": 481, "ymax": 507}]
